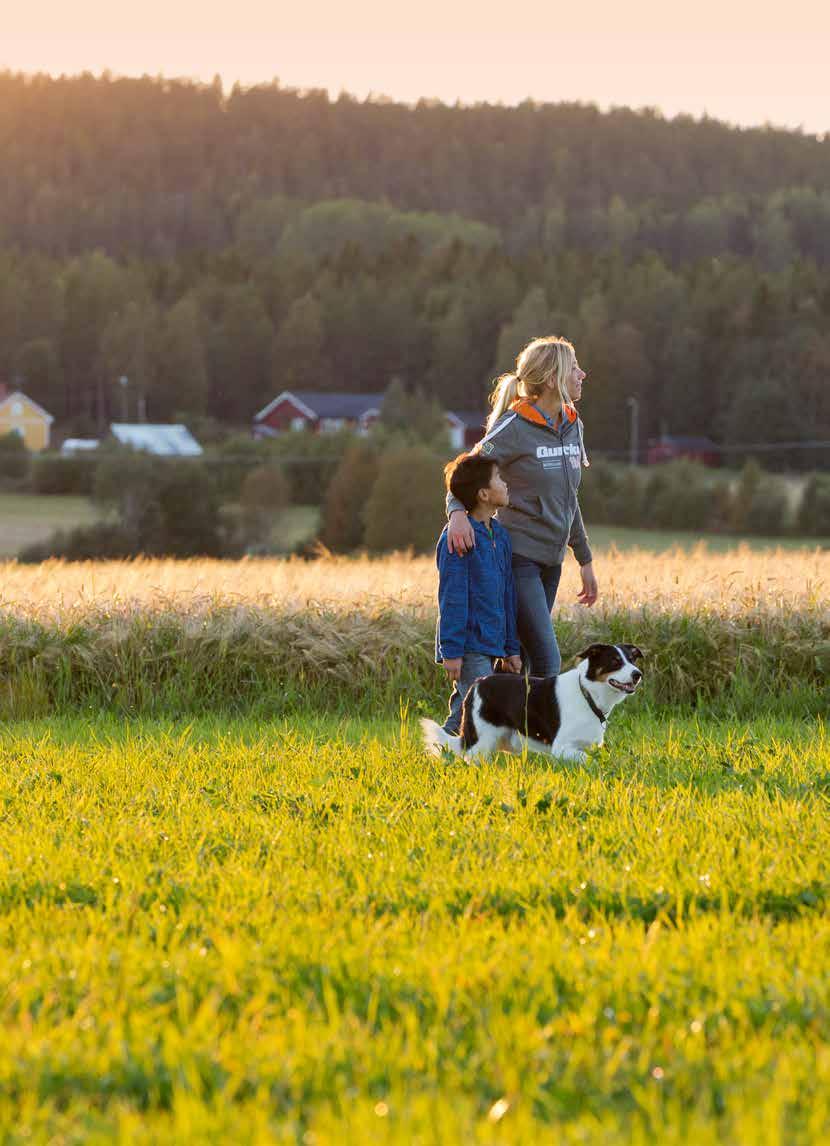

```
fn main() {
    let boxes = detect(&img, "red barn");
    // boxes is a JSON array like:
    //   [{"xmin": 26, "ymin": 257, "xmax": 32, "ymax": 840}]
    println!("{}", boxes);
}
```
[
  {"xmin": 447, "ymin": 410, "xmax": 488, "ymax": 450},
  {"xmin": 253, "ymin": 391, "xmax": 385, "ymax": 437},
  {"xmin": 253, "ymin": 390, "xmax": 486, "ymax": 450},
  {"xmin": 647, "ymin": 435, "xmax": 720, "ymax": 467}
]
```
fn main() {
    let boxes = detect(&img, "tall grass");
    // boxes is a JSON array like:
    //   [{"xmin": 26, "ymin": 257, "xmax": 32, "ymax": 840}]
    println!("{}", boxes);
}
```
[
  {"xmin": 0, "ymin": 547, "xmax": 826, "ymax": 718},
  {"xmin": 0, "ymin": 598, "xmax": 825, "ymax": 720},
  {"xmin": 1, "ymin": 544, "xmax": 826, "ymax": 617}
]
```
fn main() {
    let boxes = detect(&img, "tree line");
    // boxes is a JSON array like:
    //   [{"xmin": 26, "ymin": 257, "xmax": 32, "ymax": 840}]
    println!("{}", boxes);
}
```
[
  {"xmin": 0, "ymin": 73, "xmax": 828, "ymax": 466},
  {"xmin": 4, "ymin": 72, "xmax": 830, "ymax": 257},
  {"xmin": 2, "ymin": 241, "xmax": 828, "ymax": 466}
]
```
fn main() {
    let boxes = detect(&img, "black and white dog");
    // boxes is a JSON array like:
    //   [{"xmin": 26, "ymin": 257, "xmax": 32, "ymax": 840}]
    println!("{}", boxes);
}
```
[{"xmin": 421, "ymin": 643, "xmax": 644, "ymax": 763}]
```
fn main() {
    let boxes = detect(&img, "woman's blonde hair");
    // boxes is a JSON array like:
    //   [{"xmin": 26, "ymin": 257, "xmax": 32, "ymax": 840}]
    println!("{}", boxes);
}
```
[{"xmin": 486, "ymin": 336, "xmax": 577, "ymax": 431}]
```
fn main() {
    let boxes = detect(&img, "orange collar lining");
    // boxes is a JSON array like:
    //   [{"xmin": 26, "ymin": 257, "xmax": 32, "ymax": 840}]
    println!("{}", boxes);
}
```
[{"xmin": 510, "ymin": 399, "xmax": 577, "ymax": 427}]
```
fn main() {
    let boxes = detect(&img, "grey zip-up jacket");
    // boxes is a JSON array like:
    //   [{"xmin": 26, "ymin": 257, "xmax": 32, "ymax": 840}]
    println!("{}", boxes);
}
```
[{"xmin": 446, "ymin": 400, "xmax": 593, "ymax": 567}]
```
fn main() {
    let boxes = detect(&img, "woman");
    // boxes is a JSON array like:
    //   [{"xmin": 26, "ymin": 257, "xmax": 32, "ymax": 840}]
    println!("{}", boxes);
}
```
[{"xmin": 446, "ymin": 335, "xmax": 598, "ymax": 677}]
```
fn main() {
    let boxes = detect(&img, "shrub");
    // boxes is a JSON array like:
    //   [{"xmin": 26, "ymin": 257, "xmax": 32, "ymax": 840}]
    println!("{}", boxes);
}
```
[
  {"xmin": 576, "ymin": 461, "xmax": 649, "ymax": 529},
  {"xmin": 797, "ymin": 473, "xmax": 830, "ymax": 538},
  {"xmin": 645, "ymin": 461, "xmax": 713, "ymax": 531},
  {"xmin": 729, "ymin": 460, "xmax": 791, "ymax": 536},
  {"xmin": 238, "ymin": 464, "xmax": 291, "ymax": 546},
  {"xmin": 214, "ymin": 430, "xmax": 349, "ymax": 506},
  {"xmin": 18, "ymin": 522, "xmax": 135, "ymax": 563},
  {"xmin": 321, "ymin": 441, "xmax": 381, "ymax": 552},
  {"xmin": 93, "ymin": 448, "xmax": 164, "ymax": 543},
  {"xmin": 264, "ymin": 429, "xmax": 354, "ymax": 505},
  {"xmin": 283, "ymin": 456, "xmax": 341, "ymax": 506},
  {"xmin": 240, "ymin": 464, "xmax": 290, "ymax": 513},
  {"xmin": 378, "ymin": 379, "xmax": 451, "ymax": 448},
  {"xmin": 566, "ymin": 458, "xmax": 798, "ymax": 538},
  {"xmin": 362, "ymin": 445, "xmax": 445, "ymax": 553},
  {"xmin": 31, "ymin": 452, "xmax": 97, "ymax": 495},
  {"xmin": 212, "ymin": 435, "xmax": 275, "ymax": 500},
  {"xmin": 728, "ymin": 460, "xmax": 763, "ymax": 532},
  {"xmin": 93, "ymin": 448, "xmax": 224, "ymax": 556},
  {"xmin": 152, "ymin": 460, "xmax": 225, "ymax": 557},
  {"xmin": 707, "ymin": 480, "xmax": 736, "ymax": 534},
  {"xmin": 0, "ymin": 432, "xmax": 31, "ymax": 483},
  {"xmin": 576, "ymin": 458, "xmax": 618, "ymax": 523},
  {"xmin": 742, "ymin": 478, "xmax": 791, "ymax": 536},
  {"xmin": 605, "ymin": 467, "xmax": 648, "ymax": 528}
]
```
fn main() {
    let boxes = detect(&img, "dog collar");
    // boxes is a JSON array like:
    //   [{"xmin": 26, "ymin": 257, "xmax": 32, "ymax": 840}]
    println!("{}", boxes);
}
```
[{"xmin": 579, "ymin": 678, "xmax": 607, "ymax": 725}]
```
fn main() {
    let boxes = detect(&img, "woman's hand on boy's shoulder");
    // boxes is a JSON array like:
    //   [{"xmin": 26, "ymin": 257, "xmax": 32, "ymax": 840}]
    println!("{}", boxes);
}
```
[{"xmin": 447, "ymin": 510, "xmax": 475, "ymax": 555}]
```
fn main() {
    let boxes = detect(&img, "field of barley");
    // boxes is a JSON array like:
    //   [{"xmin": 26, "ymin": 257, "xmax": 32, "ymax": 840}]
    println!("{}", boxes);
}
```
[
  {"xmin": 0, "ymin": 543, "xmax": 825, "ymax": 718},
  {"xmin": 2, "ymin": 542, "xmax": 826, "ymax": 616},
  {"xmin": 0, "ymin": 543, "xmax": 827, "ymax": 1142}
]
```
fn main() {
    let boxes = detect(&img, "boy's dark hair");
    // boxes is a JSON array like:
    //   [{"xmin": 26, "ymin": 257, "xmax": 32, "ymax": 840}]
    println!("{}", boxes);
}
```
[{"xmin": 443, "ymin": 451, "xmax": 497, "ymax": 512}]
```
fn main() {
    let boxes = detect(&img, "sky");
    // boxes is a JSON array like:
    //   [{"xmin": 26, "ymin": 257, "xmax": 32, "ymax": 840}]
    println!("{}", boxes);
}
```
[{"xmin": 3, "ymin": 0, "xmax": 830, "ymax": 135}]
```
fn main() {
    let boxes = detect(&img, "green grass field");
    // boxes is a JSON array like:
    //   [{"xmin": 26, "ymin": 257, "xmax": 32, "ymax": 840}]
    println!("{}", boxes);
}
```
[
  {"xmin": 0, "ymin": 521, "xmax": 824, "ymax": 1139},
  {"xmin": 0, "ymin": 498, "xmax": 322, "ymax": 561},
  {"xmin": 585, "ymin": 524, "xmax": 827, "ymax": 553},
  {"xmin": 1, "ymin": 708, "xmax": 827, "ymax": 1143},
  {"xmin": 267, "ymin": 505, "xmax": 321, "ymax": 553},
  {"xmin": 0, "ymin": 492, "xmax": 823, "ymax": 560},
  {"xmin": 0, "ymin": 493, "xmax": 101, "ymax": 557}
]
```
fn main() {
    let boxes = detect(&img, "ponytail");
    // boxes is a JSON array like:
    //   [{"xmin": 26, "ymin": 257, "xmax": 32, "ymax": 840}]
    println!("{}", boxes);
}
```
[
  {"xmin": 486, "ymin": 372, "xmax": 520, "ymax": 432},
  {"xmin": 485, "ymin": 334, "xmax": 577, "ymax": 434}
]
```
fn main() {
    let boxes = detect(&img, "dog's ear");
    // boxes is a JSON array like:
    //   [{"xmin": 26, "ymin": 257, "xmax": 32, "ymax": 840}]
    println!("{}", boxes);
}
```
[
  {"xmin": 576, "ymin": 644, "xmax": 604, "ymax": 662},
  {"xmin": 622, "ymin": 644, "xmax": 645, "ymax": 663}
]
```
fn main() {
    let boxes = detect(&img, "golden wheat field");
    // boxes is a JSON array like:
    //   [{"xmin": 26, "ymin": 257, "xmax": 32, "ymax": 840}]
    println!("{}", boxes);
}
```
[{"xmin": 1, "ymin": 543, "xmax": 826, "ymax": 622}]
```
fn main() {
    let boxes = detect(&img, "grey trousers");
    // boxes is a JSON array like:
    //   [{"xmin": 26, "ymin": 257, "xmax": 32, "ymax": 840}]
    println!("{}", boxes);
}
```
[{"xmin": 441, "ymin": 652, "xmax": 494, "ymax": 736}]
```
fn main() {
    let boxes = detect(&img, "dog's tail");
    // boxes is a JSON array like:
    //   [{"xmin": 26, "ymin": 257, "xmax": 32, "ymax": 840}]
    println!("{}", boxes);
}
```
[{"xmin": 420, "ymin": 718, "xmax": 463, "ymax": 758}]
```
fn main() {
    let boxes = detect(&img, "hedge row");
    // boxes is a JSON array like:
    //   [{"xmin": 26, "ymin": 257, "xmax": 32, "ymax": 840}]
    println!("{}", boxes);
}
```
[{"xmin": 578, "ymin": 459, "xmax": 830, "ymax": 537}]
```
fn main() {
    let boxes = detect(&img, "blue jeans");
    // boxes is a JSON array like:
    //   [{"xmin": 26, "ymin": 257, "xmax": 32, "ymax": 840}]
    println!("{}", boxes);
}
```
[
  {"xmin": 512, "ymin": 554, "xmax": 563, "ymax": 677},
  {"xmin": 441, "ymin": 651, "xmax": 494, "ymax": 735}
]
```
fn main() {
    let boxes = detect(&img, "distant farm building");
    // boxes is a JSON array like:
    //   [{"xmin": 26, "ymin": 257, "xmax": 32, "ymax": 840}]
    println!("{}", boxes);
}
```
[
  {"xmin": 253, "ymin": 390, "xmax": 484, "ymax": 449},
  {"xmin": 0, "ymin": 386, "xmax": 54, "ymax": 452},
  {"xmin": 647, "ymin": 435, "xmax": 720, "ymax": 467},
  {"xmin": 254, "ymin": 391, "xmax": 384, "ymax": 437},
  {"xmin": 447, "ymin": 410, "xmax": 487, "ymax": 450},
  {"xmin": 110, "ymin": 424, "xmax": 203, "ymax": 457},
  {"xmin": 60, "ymin": 438, "xmax": 101, "ymax": 456}
]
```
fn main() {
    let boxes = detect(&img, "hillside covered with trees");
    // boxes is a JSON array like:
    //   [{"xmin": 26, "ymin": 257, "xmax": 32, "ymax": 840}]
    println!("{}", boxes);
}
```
[{"xmin": 0, "ymin": 71, "xmax": 828, "ymax": 463}]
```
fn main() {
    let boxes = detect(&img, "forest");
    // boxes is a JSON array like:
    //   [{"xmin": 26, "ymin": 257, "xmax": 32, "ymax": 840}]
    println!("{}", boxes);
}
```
[{"xmin": 0, "ymin": 71, "xmax": 828, "ymax": 463}]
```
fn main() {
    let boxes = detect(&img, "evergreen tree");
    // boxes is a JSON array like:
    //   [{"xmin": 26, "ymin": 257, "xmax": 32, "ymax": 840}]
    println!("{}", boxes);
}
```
[
  {"xmin": 97, "ymin": 301, "xmax": 159, "ymax": 422},
  {"xmin": 14, "ymin": 338, "xmax": 63, "ymax": 417},
  {"xmin": 494, "ymin": 287, "xmax": 551, "ymax": 374},
  {"xmin": 271, "ymin": 293, "xmax": 329, "ymax": 394},
  {"xmin": 154, "ymin": 296, "xmax": 208, "ymax": 419},
  {"xmin": 321, "ymin": 441, "xmax": 381, "ymax": 552},
  {"xmin": 362, "ymin": 445, "xmax": 444, "ymax": 553}
]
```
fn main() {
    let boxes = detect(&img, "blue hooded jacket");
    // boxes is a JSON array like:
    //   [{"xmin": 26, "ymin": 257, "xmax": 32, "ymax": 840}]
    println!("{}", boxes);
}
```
[{"xmin": 435, "ymin": 515, "xmax": 520, "ymax": 662}]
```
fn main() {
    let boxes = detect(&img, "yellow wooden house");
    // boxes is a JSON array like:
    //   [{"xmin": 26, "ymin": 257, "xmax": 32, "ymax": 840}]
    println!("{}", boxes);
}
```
[{"xmin": 0, "ymin": 389, "xmax": 54, "ymax": 452}]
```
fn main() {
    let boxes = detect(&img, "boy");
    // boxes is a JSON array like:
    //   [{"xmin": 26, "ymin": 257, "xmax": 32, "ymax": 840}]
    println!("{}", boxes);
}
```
[{"xmin": 435, "ymin": 451, "xmax": 522, "ymax": 735}]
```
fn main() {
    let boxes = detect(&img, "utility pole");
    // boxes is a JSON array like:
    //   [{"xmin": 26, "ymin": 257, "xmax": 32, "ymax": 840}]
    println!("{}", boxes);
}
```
[
  {"xmin": 626, "ymin": 396, "xmax": 640, "ymax": 466},
  {"xmin": 96, "ymin": 374, "xmax": 105, "ymax": 434},
  {"xmin": 118, "ymin": 375, "xmax": 129, "ymax": 423}
]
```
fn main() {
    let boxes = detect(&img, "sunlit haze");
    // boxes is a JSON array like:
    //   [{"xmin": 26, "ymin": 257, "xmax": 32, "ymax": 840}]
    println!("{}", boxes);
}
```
[{"xmin": 4, "ymin": 0, "xmax": 830, "ymax": 135}]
